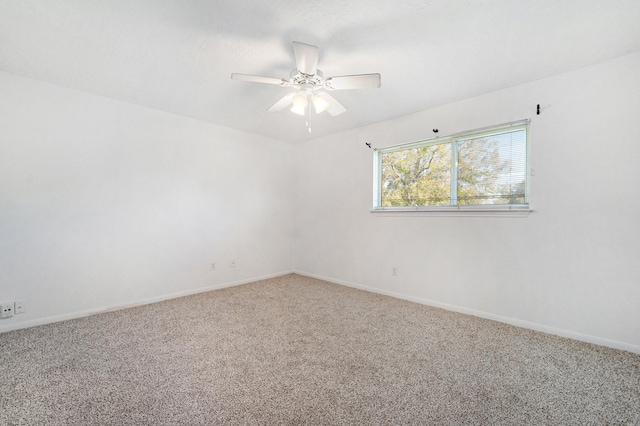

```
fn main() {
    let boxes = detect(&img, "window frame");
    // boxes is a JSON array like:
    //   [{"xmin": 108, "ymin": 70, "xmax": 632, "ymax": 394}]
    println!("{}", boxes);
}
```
[{"xmin": 372, "ymin": 120, "xmax": 531, "ymax": 216}]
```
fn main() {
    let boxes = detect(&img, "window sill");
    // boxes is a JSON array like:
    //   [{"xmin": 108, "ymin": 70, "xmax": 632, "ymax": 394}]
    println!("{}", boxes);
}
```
[{"xmin": 370, "ymin": 207, "xmax": 532, "ymax": 217}]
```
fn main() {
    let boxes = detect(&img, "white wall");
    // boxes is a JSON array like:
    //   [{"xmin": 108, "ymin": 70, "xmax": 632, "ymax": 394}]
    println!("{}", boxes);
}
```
[
  {"xmin": 295, "ymin": 52, "xmax": 640, "ymax": 353},
  {"xmin": 2, "ymin": 53, "xmax": 639, "ymax": 354},
  {"xmin": 0, "ymin": 71, "xmax": 295, "ymax": 331}
]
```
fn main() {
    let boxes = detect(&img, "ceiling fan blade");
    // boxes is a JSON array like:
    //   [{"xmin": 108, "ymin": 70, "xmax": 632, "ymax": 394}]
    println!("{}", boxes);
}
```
[
  {"xmin": 231, "ymin": 73, "xmax": 287, "ymax": 86},
  {"xmin": 267, "ymin": 92, "xmax": 296, "ymax": 112},
  {"xmin": 293, "ymin": 42, "xmax": 319, "ymax": 75},
  {"xmin": 322, "ymin": 93, "xmax": 347, "ymax": 117},
  {"xmin": 325, "ymin": 73, "xmax": 381, "ymax": 90}
]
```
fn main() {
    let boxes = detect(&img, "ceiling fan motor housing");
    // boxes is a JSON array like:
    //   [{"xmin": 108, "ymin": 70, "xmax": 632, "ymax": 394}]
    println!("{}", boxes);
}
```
[{"xmin": 289, "ymin": 69, "xmax": 324, "ymax": 89}]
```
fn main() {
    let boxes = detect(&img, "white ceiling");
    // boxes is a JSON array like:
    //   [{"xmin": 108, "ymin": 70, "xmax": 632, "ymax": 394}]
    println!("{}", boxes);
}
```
[{"xmin": 1, "ymin": 0, "xmax": 639, "ymax": 143}]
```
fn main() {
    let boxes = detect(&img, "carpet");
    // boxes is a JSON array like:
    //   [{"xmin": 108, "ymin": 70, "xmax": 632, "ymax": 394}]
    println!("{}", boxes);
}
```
[{"xmin": 1, "ymin": 274, "xmax": 638, "ymax": 425}]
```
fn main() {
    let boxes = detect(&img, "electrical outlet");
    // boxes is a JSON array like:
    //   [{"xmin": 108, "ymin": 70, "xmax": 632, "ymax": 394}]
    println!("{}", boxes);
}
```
[
  {"xmin": 1, "ymin": 302, "xmax": 14, "ymax": 318},
  {"xmin": 392, "ymin": 267, "xmax": 398, "ymax": 277},
  {"xmin": 15, "ymin": 300, "xmax": 25, "ymax": 314},
  {"xmin": 211, "ymin": 262, "xmax": 216, "ymax": 270},
  {"xmin": 230, "ymin": 260, "xmax": 236, "ymax": 268}
]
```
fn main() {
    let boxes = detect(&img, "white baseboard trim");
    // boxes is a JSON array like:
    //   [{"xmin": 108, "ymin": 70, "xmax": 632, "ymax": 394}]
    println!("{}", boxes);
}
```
[
  {"xmin": 0, "ymin": 270, "xmax": 295, "ymax": 334},
  {"xmin": 295, "ymin": 271, "xmax": 640, "ymax": 355}
]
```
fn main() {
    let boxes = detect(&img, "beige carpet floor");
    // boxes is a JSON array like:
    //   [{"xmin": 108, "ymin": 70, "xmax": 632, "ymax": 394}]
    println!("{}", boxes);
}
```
[{"xmin": 1, "ymin": 274, "xmax": 639, "ymax": 425}]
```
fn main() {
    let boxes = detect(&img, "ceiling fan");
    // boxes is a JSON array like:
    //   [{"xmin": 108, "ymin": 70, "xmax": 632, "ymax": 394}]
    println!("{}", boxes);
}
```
[{"xmin": 231, "ymin": 41, "xmax": 381, "ymax": 132}]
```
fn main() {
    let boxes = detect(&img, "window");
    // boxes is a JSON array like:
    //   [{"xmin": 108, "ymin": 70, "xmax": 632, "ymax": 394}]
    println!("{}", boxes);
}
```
[{"xmin": 373, "ymin": 121, "xmax": 529, "ymax": 212}]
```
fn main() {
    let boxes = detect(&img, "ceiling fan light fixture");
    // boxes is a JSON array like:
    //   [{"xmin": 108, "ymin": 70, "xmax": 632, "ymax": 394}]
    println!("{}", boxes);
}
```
[
  {"xmin": 290, "ymin": 104, "xmax": 306, "ymax": 115},
  {"xmin": 292, "ymin": 91, "xmax": 308, "ymax": 108},
  {"xmin": 312, "ymin": 93, "xmax": 330, "ymax": 114}
]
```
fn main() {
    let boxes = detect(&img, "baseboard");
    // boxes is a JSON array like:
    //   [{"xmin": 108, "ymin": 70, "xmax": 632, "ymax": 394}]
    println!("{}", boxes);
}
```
[
  {"xmin": 0, "ymin": 270, "xmax": 295, "ymax": 334},
  {"xmin": 294, "ymin": 271, "xmax": 640, "ymax": 355}
]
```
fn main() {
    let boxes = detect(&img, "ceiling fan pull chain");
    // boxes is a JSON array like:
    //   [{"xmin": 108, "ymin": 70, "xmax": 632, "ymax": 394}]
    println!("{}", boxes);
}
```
[{"xmin": 306, "ymin": 91, "xmax": 312, "ymax": 132}]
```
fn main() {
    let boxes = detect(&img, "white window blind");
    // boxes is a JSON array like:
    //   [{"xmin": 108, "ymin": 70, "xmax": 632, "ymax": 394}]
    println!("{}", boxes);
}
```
[{"xmin": 456, "ymin": 128, "xmax": 527, "ymax": 205}]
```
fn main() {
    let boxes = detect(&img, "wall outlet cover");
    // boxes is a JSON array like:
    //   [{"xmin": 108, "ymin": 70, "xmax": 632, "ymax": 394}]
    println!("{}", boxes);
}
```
[{"xmin": 1, "ymin": 302, "xmax": 14, "ymax": 318}]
